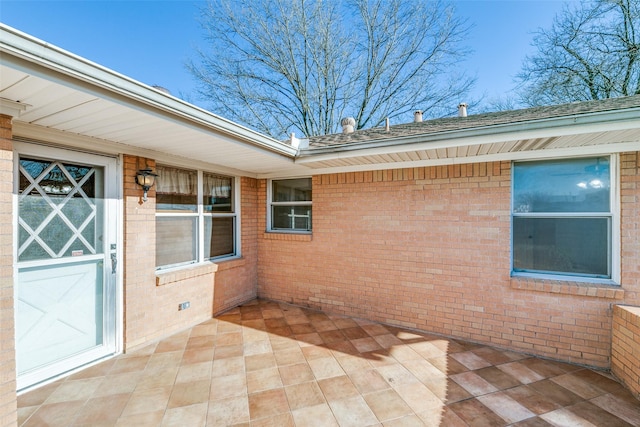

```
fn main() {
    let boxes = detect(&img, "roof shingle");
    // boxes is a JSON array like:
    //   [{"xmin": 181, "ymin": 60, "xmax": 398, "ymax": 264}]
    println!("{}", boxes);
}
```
[{"xmin": 306, "ymin": 95, "xmax": 640, "ymax": 149}]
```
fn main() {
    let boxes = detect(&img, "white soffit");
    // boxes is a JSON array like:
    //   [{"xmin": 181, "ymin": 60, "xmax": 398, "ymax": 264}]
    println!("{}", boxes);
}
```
[
  {"xmin": 297, "ymin": 129, "xmax": 640, "ymax": 169},
  {"xmin": 294, "ymin": 117, "xmax": 640, "ymax": 173}
]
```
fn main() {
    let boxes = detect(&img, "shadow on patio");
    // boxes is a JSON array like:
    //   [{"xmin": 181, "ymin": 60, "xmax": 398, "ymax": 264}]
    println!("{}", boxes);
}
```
[{"xmin": 17, "ymin": 299, "xmax": 640, "ymax": 426}]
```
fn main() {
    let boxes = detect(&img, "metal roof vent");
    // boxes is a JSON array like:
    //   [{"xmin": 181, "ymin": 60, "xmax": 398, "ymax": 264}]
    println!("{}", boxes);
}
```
[
  {"xmin": 289, "ymin": 132, "xmax": 308, "ymax": 149},
  {"xmin": 414, "ymin": 110, "xmax": 423, "ymax": 122},
  {"xmin": 152, "ymin": 85, "xmax": 171, "ymax": 95},
  {"xmin": 458, "ymin": 103, "xmax": 468, "ymax": 117},
  {"xmin": 341, "ymin": 117, "xmax": 356, "ymax": 134}
]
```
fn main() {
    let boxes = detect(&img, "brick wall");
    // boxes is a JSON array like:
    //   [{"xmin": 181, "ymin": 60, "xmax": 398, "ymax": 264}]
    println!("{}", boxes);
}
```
[
  {"xmin": 612, "ymin": 153, "xmax": 640, "ymax": 395},
  {"xmin": 123, "ymin": 156, "xmax": 216, "ymax": 351},
  {"xmin": 258, "ymin": 156, "xmax": 640, "ymax": 368},
  {"xmin": 621, "ymin": 152, "xmax": 640, "ymax": 298},
  {"xmin": 612, "ymin": 305, "xmax": 640, "ymax": 398},
  {"xmin": 0, "ymin": 115, "xmax": 16, "ymax": 427},
  {"xmin": 213, "ymin": 177, "xmax": 259, "ymax": 315}
]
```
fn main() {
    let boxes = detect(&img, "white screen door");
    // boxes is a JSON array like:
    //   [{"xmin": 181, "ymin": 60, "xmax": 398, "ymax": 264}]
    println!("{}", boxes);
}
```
[{"xmin": 15, "ymin": 144, "xmax": 118, "ymax": 390}]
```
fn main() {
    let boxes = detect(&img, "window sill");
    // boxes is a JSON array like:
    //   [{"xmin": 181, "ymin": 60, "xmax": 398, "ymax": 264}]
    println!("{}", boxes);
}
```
[
  {"xmin": 263, "ymin": 232, "xmax": 312, "ymax": 242},
  {"xmin": 156, "ymin": 262, "xmax": 218, "ymax": 287},
  {"xmin": 510, "ymin": 276, "xmax": 624, "ymax": 299}
]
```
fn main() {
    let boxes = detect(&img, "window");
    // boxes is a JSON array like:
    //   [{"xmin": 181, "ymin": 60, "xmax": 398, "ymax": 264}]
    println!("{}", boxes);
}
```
[
  {"xmin": 269, "ymin": 178, "xmax": 312, "ymax": 232},
  {"xmin": 512, "ymin": 157, "xmax": 613, "ymax": 280},
  {"xmin": 156, "ymin": 165, "xmax": 237, "ymax": 269}
]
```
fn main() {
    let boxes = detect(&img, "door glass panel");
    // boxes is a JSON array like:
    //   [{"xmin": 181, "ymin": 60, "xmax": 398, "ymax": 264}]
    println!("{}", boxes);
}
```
[{"xmin": 18, "ymin": 158, "xmax": 103, "ymax": 262}]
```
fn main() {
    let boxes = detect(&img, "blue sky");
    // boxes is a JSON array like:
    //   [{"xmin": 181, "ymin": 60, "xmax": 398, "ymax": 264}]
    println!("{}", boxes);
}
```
[{"xmin": 1, "ymin": 0, "xmax": 571, "ymax": 111}]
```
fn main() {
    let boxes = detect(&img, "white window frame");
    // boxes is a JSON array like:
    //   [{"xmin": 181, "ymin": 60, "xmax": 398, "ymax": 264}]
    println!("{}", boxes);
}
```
[
  {"xmin": 156, "ymin": 167, "xmax": 240, "ymax": 270},
  {"xmin": 267, "ymin": 177, "xmax": 312, "ymax": 233},
  {"xmin": 511, "ymin": 155, "xmax": 619, "ymax": 285}
]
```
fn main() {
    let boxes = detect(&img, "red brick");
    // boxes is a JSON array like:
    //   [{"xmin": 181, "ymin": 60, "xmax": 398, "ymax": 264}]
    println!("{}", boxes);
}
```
[{"xmin": 258, "ymin": 155, "xmax": 640, "ymax": 370}]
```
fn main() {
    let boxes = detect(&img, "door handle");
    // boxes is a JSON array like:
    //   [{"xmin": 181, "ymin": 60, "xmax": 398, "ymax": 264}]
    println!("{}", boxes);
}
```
[{"xmin": 110, "ymin": 253, "xmax": 117, "ymax": 274}]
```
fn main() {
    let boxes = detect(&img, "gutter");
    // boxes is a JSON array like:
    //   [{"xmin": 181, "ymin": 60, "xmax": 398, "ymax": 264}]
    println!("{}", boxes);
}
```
[
  {"xmin": 296, "ymin": 107, "xmax": 640, "ymax": 163},
  {"xmin": 0, "ymin": 24, "xmax": 298, "ymax": 158}
]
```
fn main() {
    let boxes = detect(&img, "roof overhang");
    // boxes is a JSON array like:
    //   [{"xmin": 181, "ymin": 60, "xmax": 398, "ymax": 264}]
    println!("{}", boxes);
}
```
[
  {"xmin": 294, "ymin": 108, "xmax": 640, "ymax": 175},
  {"xmin": 1, "ymin": 24, "xmax": 639, "ymax": 180},
  {"xmin": 0, "ymin": 24, "xmax": 308, "ymax": 177}
]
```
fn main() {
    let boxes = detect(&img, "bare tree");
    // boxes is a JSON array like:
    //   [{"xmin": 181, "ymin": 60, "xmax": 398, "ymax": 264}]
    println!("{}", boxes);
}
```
[
  {"xmin": 517, "ymin": 0, "xmax": 640, "ymax": 106},
  {"xmin": 477, "ymin": 95, "xmax": 520, "ymax": 113},
  {"xmin": 189, "ymin": 0, "xmax": 474, "ymax": 139}
]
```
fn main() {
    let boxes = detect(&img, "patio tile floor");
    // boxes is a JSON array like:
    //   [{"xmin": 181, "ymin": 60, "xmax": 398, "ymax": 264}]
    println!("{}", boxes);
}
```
[{"xmin": 17, "ymin": 299, "xmax": 640, "ymax": 426}]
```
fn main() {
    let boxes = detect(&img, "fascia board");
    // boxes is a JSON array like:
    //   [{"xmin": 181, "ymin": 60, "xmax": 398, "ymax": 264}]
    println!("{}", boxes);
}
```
[
  {"xmin": 296, "ymin": 108, "xmax": 640, "ymax": 164},
  {"xmin": 0, "ymin": 24, "xmax": 297, "ymax": 158}
]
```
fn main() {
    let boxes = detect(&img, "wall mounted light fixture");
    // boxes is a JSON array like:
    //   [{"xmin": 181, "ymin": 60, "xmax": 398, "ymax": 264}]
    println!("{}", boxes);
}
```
[{"xmin": 135, "ymin": 168, "xmax": 158, "ymax": 202}]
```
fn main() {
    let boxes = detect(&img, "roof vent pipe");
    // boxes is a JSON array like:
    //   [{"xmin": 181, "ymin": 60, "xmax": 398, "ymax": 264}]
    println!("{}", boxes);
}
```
[
  {"xmin": 458, "ymin": 102, "xmax": 468, "ymax": 117},
  {"xmin": 152, "ymin": 85, "xmax": 171, "ymax": 95},
  {"xmin": 290, "ymin": 132, "xmax": 299, "ymax": 148},
  {"xmin": 341, "ymin": 117, "xmax": 356, "ymax": 134},
  {"xmin": 385, "ymin": 118, "xmax": 390, "ymax": 132},
  {"xmin": 414, "ymin": 110, "xmax": 423, "ymax": 123}
]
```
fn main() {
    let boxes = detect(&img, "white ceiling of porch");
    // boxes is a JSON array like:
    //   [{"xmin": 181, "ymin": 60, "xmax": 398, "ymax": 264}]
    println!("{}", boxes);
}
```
[{"xmin": 1, "ymin": 61, "xmax": 307, "ymax": 177}]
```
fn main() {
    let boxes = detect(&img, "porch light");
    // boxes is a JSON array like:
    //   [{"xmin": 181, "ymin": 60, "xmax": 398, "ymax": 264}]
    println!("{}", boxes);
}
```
[{"xmin": 135, "ymin": 168, "xmax": 158, "ymax": 202}]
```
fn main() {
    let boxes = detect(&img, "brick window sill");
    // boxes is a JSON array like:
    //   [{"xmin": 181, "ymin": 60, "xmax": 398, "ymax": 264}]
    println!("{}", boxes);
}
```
[
  {"xmin": 215, "ymin": 257, "xmax": 247, "ymax": 271},
  {"xmin": 263, "ymin": 232, "xmax": 312, "ymax": 242},
  {"xmin": 156, "ymin": 262, "xmax": 218, "ymax": 287},
  {"xmin": 510, "ymin": 276, "xmax": 624, "ymax": 299}
]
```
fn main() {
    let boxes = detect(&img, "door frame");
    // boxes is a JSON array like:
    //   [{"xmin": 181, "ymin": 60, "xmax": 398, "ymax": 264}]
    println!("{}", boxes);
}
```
[{"xmin": 13, "ymin": 141, "xmax": 123, "ymax": 391}]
